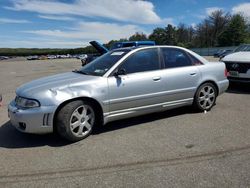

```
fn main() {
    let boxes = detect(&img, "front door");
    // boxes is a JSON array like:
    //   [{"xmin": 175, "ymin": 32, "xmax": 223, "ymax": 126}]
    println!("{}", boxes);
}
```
[{"xmin": 107, "ymin": 48, "xmax": 164, "ymax": 114}]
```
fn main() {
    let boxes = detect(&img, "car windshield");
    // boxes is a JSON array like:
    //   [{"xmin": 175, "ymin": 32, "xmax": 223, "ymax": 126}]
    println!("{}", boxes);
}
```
[
  {"xmin": 243, "ymin": 45, "xmax": 250, "ymax": 51},
  {"xmin": 234, "ymin": 44, "xmax": 250, "ymax": 52},
  {"xmin": 78, "ymin": 50, "xmax": 130, "ymax": 76}
]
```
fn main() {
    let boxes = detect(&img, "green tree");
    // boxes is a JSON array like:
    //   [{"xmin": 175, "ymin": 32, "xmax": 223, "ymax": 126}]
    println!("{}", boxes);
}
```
[
  {"xmin": 208, "ymin": 10, "xmax": 230, "ymax": 46},
  {"xmin": 148, "ymin": 28, "xmax": 167, "ymax": 45},
  {"xmin": 176, "ymin": 23, "xmax": 188, "ymax": 44},
  {"xmin": 194, "ymin": 19, "xmax": 212, "ymax": 47},
  {"xmin": 129, "ymin": 32, "xmax": 147, "ymax": 41},
  {"xmin": 165, "ymin": 24, "xmax": 177, "ymax": 45},
  {"xmin": 218, "ymin": 14, "xmax": 248, "ymax": 46}
]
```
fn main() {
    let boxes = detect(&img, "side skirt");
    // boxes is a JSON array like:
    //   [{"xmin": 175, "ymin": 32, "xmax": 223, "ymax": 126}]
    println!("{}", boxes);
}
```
[{"xmin": 103, "ymin": 98, "xmax": 193, "ymax": 124}]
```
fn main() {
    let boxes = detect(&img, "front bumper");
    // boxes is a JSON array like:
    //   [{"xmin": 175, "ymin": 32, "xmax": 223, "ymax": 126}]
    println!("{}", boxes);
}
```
[{"xmin": 8, "ymin": 100, "xmax": 57, "ymax": 134}]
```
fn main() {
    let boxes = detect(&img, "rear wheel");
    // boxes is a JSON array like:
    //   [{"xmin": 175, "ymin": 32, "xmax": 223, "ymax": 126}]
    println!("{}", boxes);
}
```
[
  {"xmin": 193, "ymin": 83, "xmax": 217, "ymax": 111},
  {"xmin": 56, "ymin": 100, "xmax": 96, "ymax": 142}
]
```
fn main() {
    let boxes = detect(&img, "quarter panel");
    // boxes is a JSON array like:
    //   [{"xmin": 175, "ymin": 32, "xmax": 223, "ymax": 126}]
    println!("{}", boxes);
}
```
[{"xmin": 160, "ymin": 66, "xmax": 201, "ymax": 100}]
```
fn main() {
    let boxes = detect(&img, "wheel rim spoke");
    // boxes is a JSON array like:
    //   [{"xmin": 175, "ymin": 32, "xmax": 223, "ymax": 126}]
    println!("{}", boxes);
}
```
[
  {"xmin": 73, "ymin": 110, "xmax": 83, "ymax": 120},
  {"xmin": 202, "ymin": 101, "xmax": 207, "ymax": 108},
  {"xmin": 84, "ymin": 122, "xmax": 92, "ymax": 130},
  {"xmin": 77, "ymin": 124, "xmax": 84, "ymax": 135},
  {"xmin": 71, "ymin": 121, "xmax": 81, "ymax": 130},
  {"xmin": 209, "ymin": 93, "xmax": 215, "ymax": 98},
  {"xmin": 85, "ymin": 113, "xmax": 93, "ymax": 121},
  {"xmin": 207, "ymin": 99, "xmax": 212, "ymax": 106},
  {"xmin": 199, "ymin": 96, "xmax": 205, "ymax": 102}
]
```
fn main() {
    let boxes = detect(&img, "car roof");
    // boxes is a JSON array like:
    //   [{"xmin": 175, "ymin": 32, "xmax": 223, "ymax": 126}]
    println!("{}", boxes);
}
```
[
  {"xmin": 110, "ymin": 45, "xmax": 208, "ymax": 64},
  {"xmin": 115, "ymin": 41, "xmax": 155, "ymax": 45}
]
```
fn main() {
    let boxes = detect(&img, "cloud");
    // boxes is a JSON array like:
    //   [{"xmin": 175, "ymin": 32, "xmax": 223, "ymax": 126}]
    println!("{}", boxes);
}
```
[
  {"xmin": 0, "ymin": 17, "xmax": 30, "ymax": 24},
  {"xmin": 38, "ymin": 15, "xmax": 76, "ymax": 21},
  {"xmin": 23, "ymin": 21, "xmax": 147, "ymax": 46},
  {"xmin": 6, "ymin": 0, "xmax": 164, "ymax": 24},
  {"xmin": 232, "ymin": 3, "xmax": 250, "ymax": 19},
  {"xmin": 191, "ymin": 23, "xmax": 196, "ymax": 28},
  {"xmin": 206, "ymin": 7, "xmax": 223, "ymax": 16}
]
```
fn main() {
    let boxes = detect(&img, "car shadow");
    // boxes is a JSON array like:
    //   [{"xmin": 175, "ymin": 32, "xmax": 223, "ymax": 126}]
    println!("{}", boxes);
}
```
[
  {"xmin": 0, "ymin": 107, "xmax": 196, "ymax": 149},
  {"xmin": 227, "ymin": 83, "xmax": 250, "ymax": 94},
  {"xmin": 0, "ymin": 121, "xmax": 71, "ymax": 149}
]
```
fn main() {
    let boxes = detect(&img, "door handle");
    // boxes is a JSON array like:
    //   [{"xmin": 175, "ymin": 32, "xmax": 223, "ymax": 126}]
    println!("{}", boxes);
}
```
[
  {"xmin": 190, "ymin": 72, "xmax": 197, "ymax": 76},
  {"xmin": 153, "ymin": 76, "xmax": 161, "ymax": 81}
]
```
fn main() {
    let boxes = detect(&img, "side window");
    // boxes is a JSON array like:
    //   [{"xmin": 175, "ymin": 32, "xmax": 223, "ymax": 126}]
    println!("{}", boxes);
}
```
[
  {"xmin": 161, "ymin": 48, "xmax": 192, "ymax": 68},
  {"xmin": 119, "ymin": 48, "xmax": 160, "ymax": 74}
]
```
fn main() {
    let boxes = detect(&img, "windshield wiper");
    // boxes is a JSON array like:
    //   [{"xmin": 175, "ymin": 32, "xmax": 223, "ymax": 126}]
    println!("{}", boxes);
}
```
[{"xmin": 72, "ymin": 69, "xmax": 90, "ymax": 75}]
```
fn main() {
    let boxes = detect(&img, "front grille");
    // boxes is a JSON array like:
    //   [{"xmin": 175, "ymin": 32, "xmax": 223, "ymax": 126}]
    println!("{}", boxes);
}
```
[{"xmin": 225, "ymin": 62, "xmax": 250, "ymax": 73}]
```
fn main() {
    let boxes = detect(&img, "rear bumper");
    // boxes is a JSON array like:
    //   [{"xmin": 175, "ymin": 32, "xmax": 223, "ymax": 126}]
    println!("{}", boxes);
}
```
[
  {"xmin": 8, "ymin": 100, "xmax": 56, "ymax": 134},
  {"xmin": 228, "ymin": 76, "xmax": 250, "ymax": 83},
  {"xmin": 217, "ymin": 79, "xmax": 229, "ymax": 95}
]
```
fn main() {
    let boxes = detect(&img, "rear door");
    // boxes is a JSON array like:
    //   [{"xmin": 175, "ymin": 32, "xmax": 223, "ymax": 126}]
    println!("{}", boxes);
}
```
[{"xmin": 159, "ymin": 47, "xmax": 202, "ymax": 103}]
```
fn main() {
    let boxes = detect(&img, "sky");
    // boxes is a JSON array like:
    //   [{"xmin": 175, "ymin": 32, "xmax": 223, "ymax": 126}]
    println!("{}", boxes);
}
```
[{"xmin": 0, "ymin": 0, "xmax": 249, "ymax": 49}]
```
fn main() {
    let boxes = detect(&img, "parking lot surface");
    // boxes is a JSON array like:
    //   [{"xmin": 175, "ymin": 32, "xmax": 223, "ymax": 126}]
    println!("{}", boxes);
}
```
[{"xmin": 0, "ymin": 58, "xmax": 250, "ymax": 187}]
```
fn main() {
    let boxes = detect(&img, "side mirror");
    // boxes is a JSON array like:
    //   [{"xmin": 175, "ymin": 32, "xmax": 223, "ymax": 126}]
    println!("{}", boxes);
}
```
[{"xmin": 114, "ymin": 68, "xmax": 126, "ymax": 77}]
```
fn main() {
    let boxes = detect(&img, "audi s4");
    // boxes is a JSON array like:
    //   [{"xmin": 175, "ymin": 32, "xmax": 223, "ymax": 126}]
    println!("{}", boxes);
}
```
[{"xmin": 8, "ymin": 46, "xmax": 229, "ymax": 141}]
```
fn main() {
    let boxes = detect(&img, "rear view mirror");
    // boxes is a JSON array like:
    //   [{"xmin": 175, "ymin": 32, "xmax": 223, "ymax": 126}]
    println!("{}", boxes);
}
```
[{"xmin": 114, "ymin": 68, "xmax": 126, "ymax": 76}]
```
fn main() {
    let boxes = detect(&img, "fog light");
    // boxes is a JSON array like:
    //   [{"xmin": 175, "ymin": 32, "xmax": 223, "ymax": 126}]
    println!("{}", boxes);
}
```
[{"xmin": 19, "ymin": 122, "xmax": 26, "ymax": 130}]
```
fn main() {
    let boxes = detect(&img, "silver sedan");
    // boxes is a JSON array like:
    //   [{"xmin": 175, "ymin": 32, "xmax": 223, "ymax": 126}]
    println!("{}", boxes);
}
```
[{"xmin": 8, "ymin": 46, "xmax": 229, "ymax": 141}]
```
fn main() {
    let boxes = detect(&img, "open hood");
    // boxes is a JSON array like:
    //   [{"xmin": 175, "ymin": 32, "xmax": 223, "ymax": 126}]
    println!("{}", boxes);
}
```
[{"xmin": 89, "ymin": 41, "xmax": 109, "ymax": 55}]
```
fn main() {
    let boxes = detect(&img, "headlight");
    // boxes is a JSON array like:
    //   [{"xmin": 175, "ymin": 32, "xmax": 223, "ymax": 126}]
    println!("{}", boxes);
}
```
[{"xmin": 15, "ymin": 96, "xmax": 40, "ymax": 108}]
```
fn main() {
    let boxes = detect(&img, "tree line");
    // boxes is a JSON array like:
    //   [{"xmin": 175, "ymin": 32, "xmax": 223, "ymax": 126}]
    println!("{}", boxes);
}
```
[
  {"xmin": 0, "ymin": 10, "xmax": 249, "ymax": 56},
  {"xmin": 107, "ymin": 10, "xmax": 250, "ymax": 48}
]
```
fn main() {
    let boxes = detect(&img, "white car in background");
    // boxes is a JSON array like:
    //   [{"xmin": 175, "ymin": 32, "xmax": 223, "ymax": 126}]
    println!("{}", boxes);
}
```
[{"xmin": 222, "ymin": 51, "xmax": 250, "ymax": 83}]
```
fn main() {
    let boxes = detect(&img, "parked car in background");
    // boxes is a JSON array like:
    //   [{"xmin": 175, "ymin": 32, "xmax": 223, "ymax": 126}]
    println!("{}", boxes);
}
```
[
  {"xmin": 27, "ymin": 55, "xmax": 39, "ymax": 60},
  {"xmin": 218, "ymin": 50, "xmax": 232, "ymax": 59},
  {"xmin": 8, "ymin": 45, "xmax": 228, "ymax": 142},
  {"xmin": 110, "ymin": 41, "xmax": 156, "ymax": 50},
  {"xmin": 214, "ymin": 49, "xmax": 232, "ymax": 58},
  {"xmin": 47, "ymin": 55, "xmax": 57, "ymax": 59},
  {"xmin": 0, "ymin": 56, "xmax": 9, "ymax": 60},
  {"xmin": 222, "ymin": 51, "xmax": 250, "ymax": 83},
  {"xmin": 214, "ymin": 49, "xmax": 225, "ymax": 57},
  {"xmin": 219, "ymin": 44, "xmax": 250, "ymax": 60},
  {"xmin": 39, "ymin": 55, "xmax": 48, "ymax": 60},
  {"xmin": 78, "ymin": 54, "xmax": 88, "ymax": 65}
]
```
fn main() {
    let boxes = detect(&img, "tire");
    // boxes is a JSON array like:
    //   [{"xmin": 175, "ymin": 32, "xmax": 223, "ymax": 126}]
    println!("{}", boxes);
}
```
[
  {"xmin": 193, "ymin": 83, "xmax": 217, "ymax": 112},
  {"xmin": 56, "ymin": 100, "xmax": 96, "ymax": 142}
]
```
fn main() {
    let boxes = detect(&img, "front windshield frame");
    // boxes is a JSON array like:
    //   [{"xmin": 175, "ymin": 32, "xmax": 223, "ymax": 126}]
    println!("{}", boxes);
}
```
[{"xmin": 79, "ymin": 49, "xmax": 130, "ymax": 77}]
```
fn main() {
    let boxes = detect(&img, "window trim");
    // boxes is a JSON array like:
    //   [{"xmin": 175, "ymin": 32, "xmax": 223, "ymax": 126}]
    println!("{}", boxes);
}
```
[{"xmin": 109, "ymin": 47, "xmax": 162, "ymax": 76}]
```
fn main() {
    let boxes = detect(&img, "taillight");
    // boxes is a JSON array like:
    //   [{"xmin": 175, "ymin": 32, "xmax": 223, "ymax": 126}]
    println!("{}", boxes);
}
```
[{"xmin": 224, "ymin": 68, "xmax": 228, "ymax": 77}]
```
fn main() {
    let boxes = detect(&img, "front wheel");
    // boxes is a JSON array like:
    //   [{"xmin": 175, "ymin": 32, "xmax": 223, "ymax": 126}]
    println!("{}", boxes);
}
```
[
  {"xmin": 193, "ymin": 83, "xmax": 217, "ymax": 111},
  {"xmin": 56, "ymin": 100, "xmax": 96, "ymax": 142}
]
